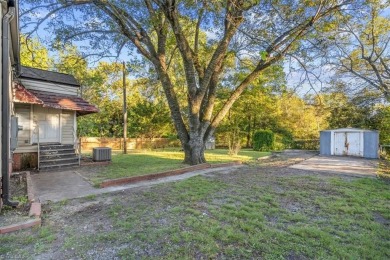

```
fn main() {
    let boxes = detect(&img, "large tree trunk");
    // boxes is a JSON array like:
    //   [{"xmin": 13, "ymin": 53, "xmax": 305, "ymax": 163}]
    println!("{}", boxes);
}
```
[{"xmin": 183, "ymin": 135, "xmax": 206, "ymax": 165}]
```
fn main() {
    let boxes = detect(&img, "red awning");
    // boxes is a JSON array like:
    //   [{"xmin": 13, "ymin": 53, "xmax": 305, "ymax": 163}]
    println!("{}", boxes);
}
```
[{"xmin": 13, "ymin": 83, "xmax": 99, "ymax": 115}]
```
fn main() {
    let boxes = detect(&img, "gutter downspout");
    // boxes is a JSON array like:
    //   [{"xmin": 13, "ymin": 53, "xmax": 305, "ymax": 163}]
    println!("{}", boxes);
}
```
[{"xmin": 2, "ymin": 2, "xmax": 18, "ymax": 207}]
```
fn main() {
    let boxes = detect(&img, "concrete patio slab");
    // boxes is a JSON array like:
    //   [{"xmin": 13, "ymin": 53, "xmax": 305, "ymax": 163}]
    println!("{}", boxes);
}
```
[{"xmin": 289, "ymin": 155, "xmax": 378, "ymax": 177}]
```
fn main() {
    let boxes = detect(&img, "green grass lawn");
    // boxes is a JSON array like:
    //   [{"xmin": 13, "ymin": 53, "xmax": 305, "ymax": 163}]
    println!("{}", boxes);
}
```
[
  {"xmin": 87, "ymin": 148, "xmax": 270, "ymax": 183},
  {"xmin": 1, "ymin": 167, "xmax": 389, "ymax": 259}
]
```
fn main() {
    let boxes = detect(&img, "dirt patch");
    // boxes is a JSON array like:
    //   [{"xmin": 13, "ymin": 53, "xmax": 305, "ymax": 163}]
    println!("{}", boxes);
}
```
[
  {"xmin": 254, "ymin": 150, "xmax": 318, "ymax": 167},
  {"xmin": 280, "ymin": 198, "xmax": 303, "ymax": 213},
  {"xmin": 0, "ymin": 172, "xmax": 30, "ymax": 226},
  {"xmin": 373, "ymin": 212, "xmax": 390, "ymax": 227}
]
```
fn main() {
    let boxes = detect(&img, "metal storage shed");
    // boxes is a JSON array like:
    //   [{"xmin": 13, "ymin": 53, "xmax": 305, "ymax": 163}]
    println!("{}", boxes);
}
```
[{"xmin": 320, "ymin": 128, "xmax": 379, "ymax": 159}]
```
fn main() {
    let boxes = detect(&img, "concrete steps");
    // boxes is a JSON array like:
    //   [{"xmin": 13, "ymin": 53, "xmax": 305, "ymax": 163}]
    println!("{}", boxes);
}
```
[{"xmin": 39, "ymin": 143, "xmax": 79, "ymax": 171}]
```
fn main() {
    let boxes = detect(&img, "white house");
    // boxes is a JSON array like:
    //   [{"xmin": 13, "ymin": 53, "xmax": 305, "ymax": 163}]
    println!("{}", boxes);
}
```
[
  {"xmin": 13, "ymin": 66, "xmax": 98, "ymax": 170},
  {"xmin": 1, "ymin": 0, "xmax": 97, "ymax": 209}
]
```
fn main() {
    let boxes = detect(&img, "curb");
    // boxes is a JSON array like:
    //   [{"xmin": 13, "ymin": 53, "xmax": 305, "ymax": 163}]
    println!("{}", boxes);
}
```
[
  {"xmin": 26, "ymin": 171, "xmax": 42, "ymax": 218},
  {"xmin": 26, "ymin": 171, "xmax": 36, "ymax": 202},
  {"xmin": 100, "ymin": 161, "xmax": 242, "ymax": 188},
  {"xmin": 0, "ymin": 219, "xmax": 41, "ymax": 234},
  {"xmin": 0, "ymin": 172, "xmax": 42, "ymax": 235}
]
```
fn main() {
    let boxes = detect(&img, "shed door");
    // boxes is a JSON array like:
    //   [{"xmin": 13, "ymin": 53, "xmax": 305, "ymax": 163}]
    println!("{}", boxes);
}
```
[
  {"xmin": 347, "ymin": 133, "xmax": 361, "ymax": 156},
  {"xmin": 32, "ymin": 106, "xmax": 61, "ymax": 143},
  {"xmin": 334, "ymin": 132, "xmax": 362, "ymax": 157}
]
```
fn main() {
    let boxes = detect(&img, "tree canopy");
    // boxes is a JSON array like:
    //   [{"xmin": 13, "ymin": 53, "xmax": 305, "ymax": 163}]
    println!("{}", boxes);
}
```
[
  {"xmin": 21, "ymin": 0, "xmax": 388, "ymax": 164},
  {"xmin": 313, "ymin": 0, "xmax": 390, "ymax": 101}
]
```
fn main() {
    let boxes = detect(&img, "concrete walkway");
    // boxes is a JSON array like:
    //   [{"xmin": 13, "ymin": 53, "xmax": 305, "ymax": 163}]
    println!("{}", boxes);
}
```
[
  {"xmin": 289, "ymin": 155, "xmax": 379, "ymax": 177},
  {"xmin": 30, "ymin": 166, "xmax": 243, "ymax": 203}
]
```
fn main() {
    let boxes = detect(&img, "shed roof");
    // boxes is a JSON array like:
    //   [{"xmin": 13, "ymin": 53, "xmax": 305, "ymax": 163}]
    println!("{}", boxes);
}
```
[
  {"xmin": 13, "ymin": 83, "xmax": 98, "ymax": 115},
  {"xmin": 320, "ymin": 128, "xmax": 378, "ymax": 133},
  {"xmin": 19, "ymin": 66, "xmax": 80, "ymax": 87}
]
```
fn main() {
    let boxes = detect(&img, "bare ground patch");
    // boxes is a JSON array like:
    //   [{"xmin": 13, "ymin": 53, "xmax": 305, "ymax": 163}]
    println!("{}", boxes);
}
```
[{"xmin": 0, "ymin": 173, "xmax": 30, "ymax": 227}]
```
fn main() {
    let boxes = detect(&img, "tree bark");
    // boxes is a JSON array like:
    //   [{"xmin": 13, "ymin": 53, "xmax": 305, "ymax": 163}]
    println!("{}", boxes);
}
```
[{"xmin": 183, "ymin": 132, "xmax": 206, "ymax": 165}]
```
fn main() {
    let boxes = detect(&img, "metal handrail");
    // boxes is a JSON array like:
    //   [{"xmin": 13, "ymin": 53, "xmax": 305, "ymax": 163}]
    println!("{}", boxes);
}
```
[{"xmin": 33, "ymin": 123, "xmax": 40, "ymax": 170}]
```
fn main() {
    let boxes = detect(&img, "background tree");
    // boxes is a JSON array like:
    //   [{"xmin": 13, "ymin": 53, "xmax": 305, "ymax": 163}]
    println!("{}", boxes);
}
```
[
  {"xmin": 320, "ymin": 0, "xmax": 390, "ymax": 101},
  {"xmin": 216, "ymin": 64, "xmax": 286, "ymax": 150},
  {"xmin": 21, "ymin": 0, "xmax": 354, "ymax": 164},
  {"xmin": 20, "ymin": 35, "xmax": 174, "ymax": 139},
  {"xmin": 20, "ymin": 35, "xmax": 53, "ymax": 69}
]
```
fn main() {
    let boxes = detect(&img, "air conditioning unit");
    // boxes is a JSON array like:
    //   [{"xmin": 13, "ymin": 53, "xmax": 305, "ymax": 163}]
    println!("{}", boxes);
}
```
[{"xmin": 93, "ymin": 147, "xmax": 112, "ymax": 161}]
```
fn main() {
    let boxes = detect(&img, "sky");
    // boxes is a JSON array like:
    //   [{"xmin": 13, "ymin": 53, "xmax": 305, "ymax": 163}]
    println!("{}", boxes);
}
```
[{"xmin": 19, "ymin": 1, "xmax": 390, "ymax": 99}]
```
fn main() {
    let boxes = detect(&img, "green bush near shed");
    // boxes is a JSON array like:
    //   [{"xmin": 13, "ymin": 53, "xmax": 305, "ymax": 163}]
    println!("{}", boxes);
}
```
[{"xmin": 253, "ymin": 130, "xmax": 275, "ymax": 151}]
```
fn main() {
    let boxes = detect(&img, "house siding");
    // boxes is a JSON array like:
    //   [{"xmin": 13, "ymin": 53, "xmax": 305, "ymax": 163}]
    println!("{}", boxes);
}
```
[
  {"xmin": 14, "ymin": 104, "xmax": 36, "ymax": 153},
  {"xmin": 13, "ymin": 105, "xmax": 76, "ymax": 151},
  {"xmin": 61, "ymin": 110, "xmax": 75, "ymax": 144},
  {"xmin": 14, "ymin": 104, "xmax": 31, "ymax": 146},
  {"xmin": 20, "ymin": 79, "xmax": 79, "ymax": 96}
]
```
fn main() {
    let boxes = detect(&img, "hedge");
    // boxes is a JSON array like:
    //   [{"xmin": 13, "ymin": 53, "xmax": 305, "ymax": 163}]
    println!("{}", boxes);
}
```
[{"xmin": 253, "ymin": 130, "xmax": 274, "ymax": 151}]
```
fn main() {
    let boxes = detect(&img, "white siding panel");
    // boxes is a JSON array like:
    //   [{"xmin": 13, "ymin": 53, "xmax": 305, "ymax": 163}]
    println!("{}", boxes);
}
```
[
  {"xmin": 21, "ymin": 79, "xmax": 79, "ymax": 96},
  {"xmin": 62, "ymin": 110, "xmax": 75, "ymax": 144},
  {"xmin": 15, "ymin": 104, "xmax": 31, "ymax": 146}
]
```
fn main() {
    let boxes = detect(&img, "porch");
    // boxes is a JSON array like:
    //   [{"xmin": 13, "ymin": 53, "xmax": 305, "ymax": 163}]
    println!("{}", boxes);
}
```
[
  {"xmin": 12, "ymin": 66, "xmax": 98, "ymax": 171},
  {"xmin": 13, "ymin": 104, "xmax": 81, "ymax": 171}
]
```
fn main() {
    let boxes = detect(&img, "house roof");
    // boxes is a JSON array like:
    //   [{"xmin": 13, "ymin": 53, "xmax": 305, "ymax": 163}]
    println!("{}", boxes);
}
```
[
  {"xmin": 13, "ymin": 83, "xmax": 98, "ymax": 115},
  {"xmin": 19, "ymin": 66, "xmax": 81, "ymax": 87}
]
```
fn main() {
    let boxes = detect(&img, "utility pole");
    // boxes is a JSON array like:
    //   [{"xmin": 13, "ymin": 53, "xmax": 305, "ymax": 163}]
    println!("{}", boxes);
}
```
[{"xmin": 123, "ymin": 61, "xmax": 127, "ymax": 154}]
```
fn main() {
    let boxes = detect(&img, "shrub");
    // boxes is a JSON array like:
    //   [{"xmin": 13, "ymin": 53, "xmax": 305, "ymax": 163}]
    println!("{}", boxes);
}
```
[
  {"xmin": 274, "ymin": 131, "xmax": 294, "ymax": 151},
  {"xmin": 253, "ymin": 130, "xmax": 275, "ymax": 151},
  {"xmin": 291, "ymin": 139, "xmax": 320, "ymax": 150}
]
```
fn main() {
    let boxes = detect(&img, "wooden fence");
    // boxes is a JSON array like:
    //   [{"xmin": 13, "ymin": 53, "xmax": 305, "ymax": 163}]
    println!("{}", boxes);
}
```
[{"xmin": 80, "ymin": 137, "xmax": 180, "ymax": 151}]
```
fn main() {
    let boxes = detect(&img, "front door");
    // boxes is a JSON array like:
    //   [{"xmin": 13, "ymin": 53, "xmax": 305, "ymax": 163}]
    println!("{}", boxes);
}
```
[{"xmin": 32, "ymin": 106, "xmax": 61, "ymax": 143}]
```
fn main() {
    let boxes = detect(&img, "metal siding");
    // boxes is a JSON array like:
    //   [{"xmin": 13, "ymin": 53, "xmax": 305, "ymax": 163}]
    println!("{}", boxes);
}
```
[
  {"xmin": 334, "ymin": 132, "xmax": 346, "ymax": 155},
  {"xmin": 363, "ymin": 132, "xmax": 379, "ymax": 159},
  {"xmin": 334, "ymin": 131, "xmax": 363, "ymax": 157},
  {"xmin": 346, "ymin": 132, "xmax": 362, "ymax": 157},
  {"xmin": 320, "ymin": 131, "xmax": 331, "ymax": 155}
]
